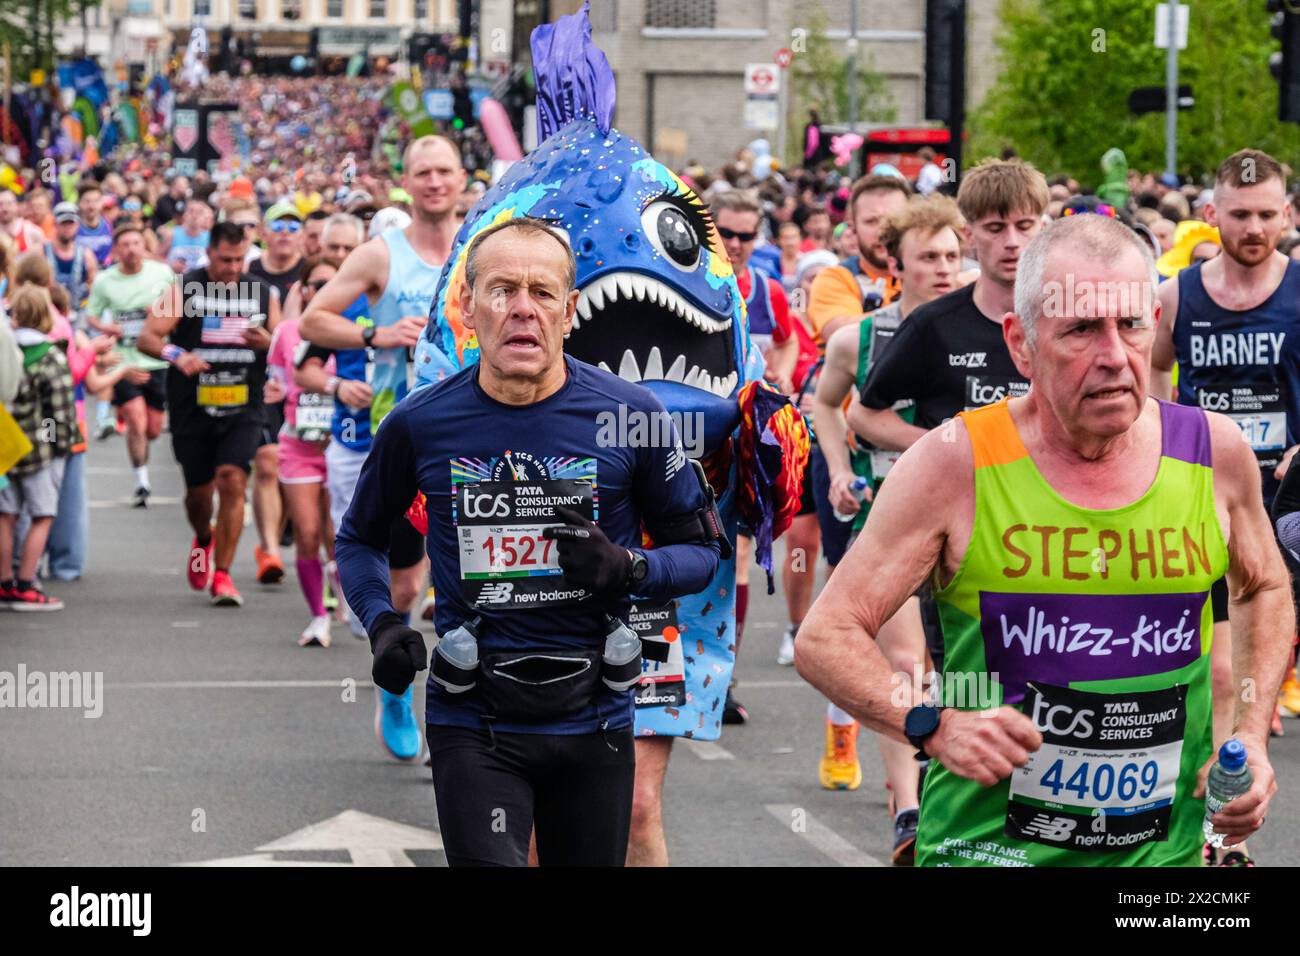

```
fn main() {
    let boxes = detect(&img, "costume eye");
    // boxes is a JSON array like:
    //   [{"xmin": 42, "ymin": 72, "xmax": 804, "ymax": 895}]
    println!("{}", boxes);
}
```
[{"xmin": 641, "ymin": 200, "xmax": 701, "ymax": 271}]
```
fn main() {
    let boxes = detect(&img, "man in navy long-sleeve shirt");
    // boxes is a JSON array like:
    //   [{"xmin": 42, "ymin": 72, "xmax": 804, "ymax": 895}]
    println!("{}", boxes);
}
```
[{"xmin": 336, "ymin": 217, "xmax": 721, "ymax": 866}]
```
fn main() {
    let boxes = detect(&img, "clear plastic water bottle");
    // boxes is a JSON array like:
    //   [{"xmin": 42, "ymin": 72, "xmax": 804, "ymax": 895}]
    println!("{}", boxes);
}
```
[
  {"xmin": 833, "ymin": 476, "xmax": 870, "ymax": 522},
  {"xmin": 601, "ymin": 617, "xmax": 643, "ymax": 692},
  {"xmin": 1203, "ymin": 738, "xmax": 1253, "ymax": 849},
  {"xmin": 432, "ymin": 618, "xmax": 480, "ymax": 693}
]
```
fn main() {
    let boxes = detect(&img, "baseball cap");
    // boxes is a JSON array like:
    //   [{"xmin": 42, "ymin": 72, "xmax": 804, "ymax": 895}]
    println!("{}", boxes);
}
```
[
  {"xmin": 54, "ymin": 201, "xmax": 79, "ymax": 223},
  {"xmin": 344, "ymin": 190, "xmax": 377, "ymax": 213},
  {"xmin": 1159, "ymin": 172, "xmax": 1181, "ymax": 190},
  {"xmin": 368, "ymin": 206, "xmax": 411, "ymax": 239},
  {"xmin": 263, "ymin": 200, "xmax": 303, "ymax": 224}
]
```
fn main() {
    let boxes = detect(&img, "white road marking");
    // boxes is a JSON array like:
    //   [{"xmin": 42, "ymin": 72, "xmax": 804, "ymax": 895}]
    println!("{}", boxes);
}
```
[
  {"xmin": 740, "ymin": 679, "xmax": 813, "ymax": 689},
  {"xmin": 107, "ymin": 679, "xmax": 372, "ymax": 689},
  {"xmin": 170, "ymin": 621, "xmax": 199, "ymax": 628},
  {"xmin": 258, "ymin": 809, "xmax": 442, "ymax": 865},
  {"xmin": 765, "ymin": 804, "xmax": 885, "ymax": 867},
  {"xmin": 181, "ymin": 810, "xmax": 443, "ymax": 867},
  {"xmin": 681, "ymin": 738, "xmax": 735, "ymax": 761}
]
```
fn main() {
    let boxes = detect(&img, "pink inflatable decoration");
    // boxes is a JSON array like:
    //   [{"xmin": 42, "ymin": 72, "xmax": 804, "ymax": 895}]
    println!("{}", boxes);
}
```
[{"xmin": 478, "ymin": 97, "xmax": 524, "ymax": 162}]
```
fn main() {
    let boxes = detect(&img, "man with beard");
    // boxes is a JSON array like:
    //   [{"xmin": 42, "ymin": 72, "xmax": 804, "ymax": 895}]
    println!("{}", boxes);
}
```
[
  {"xmin": 807, "ymin": 175, "xmax": 911, "ymax": 344},
  {"xmin": 1152, "ymin": 148, "xmax": 1300, "ymax": 866}
]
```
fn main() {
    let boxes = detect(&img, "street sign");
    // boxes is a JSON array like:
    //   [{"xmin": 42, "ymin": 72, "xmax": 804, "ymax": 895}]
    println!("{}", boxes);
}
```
[
  {"xmin": 744, "ymin": 63, "xmax": 780, "ymax": 95},
  {"xmin": 424, "ymin": 88, "xmax": 454, "ymax": 120},
  {"xmin": 774, "ymin": 47, "xmax": 793, "ymax": 69},
  {"xmin": 1154, "ymin": 3, "xmax": 1189, "ymax": 50},
  {"xmin": 744, "ymin": 96, "xmax": 780, "ymax": 130},
  {"xmin": 1127, "ymin": 84, "xmax": 1194, "ymax": 114}
]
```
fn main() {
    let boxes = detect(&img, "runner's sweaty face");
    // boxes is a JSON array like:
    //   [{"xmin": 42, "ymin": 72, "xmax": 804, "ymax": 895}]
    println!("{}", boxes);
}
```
[
  {"xmin": 1011, "ymin": 244, "xmax": 1156, "ymax": 441},
  {"xmin": 460, "ymin": 229, "xmax": 578, "ymax": 387},
  {"xmin": 113, "ymin": 230, "xmax": 147, "ymax": 272},
  {"xmin": 404, "ymin": 139, "xmax": 466, "ymax": 222},
  {"xmin": 967, "ymin": 209, "xmax": 1042, "ymax": 287},
  {"xmin": 853, "ymin": 187, "xmax": 908, "ymax": 271},
  {"xmin": 895, "ymin": 225, "xmax": 961, "ymax": 304},
  {"xmin": 208, "ymin": 239, "xmax": 248, "ymax": 284},
  {"xmin": 1207, "ymin": 177, "xmax": 1291, "ymax": 268}
]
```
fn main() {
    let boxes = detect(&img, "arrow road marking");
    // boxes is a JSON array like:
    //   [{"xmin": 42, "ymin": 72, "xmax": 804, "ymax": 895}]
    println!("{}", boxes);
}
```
[{"xmin": 180, "ymin": 810, "xmax": 442, "ymax": 867}]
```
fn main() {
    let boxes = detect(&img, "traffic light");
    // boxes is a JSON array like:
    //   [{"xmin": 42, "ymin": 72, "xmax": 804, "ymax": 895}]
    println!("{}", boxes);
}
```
[
  {"xmin": 1269, "ymin": 0, "xmax": 1300, "ymax": 123},
  {"xmin": 924, "ymin": 0, "xmax": 967, "ymax": 178}
]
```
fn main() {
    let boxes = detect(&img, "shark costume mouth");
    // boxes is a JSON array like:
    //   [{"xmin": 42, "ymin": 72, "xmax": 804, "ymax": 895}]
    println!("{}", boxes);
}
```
[{"xmin": 565, "ymin": 270, "xmax": 737, "ymax": 399}]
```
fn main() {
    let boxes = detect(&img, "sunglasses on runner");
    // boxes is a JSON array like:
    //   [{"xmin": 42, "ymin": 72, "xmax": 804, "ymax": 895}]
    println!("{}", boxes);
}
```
[
  {"xmin": 717, "ymin": 227, "xmax": 757, "ymax": 242},
  {"xmin": 269, "ymin": 219, "xmax": 302, "ymax": 234}
]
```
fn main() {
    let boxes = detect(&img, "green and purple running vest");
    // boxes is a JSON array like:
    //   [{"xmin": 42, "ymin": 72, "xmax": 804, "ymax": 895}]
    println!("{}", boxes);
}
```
[{"xmin": 917, "ymin": 398, "xmax": 1228, "ymax": 867}]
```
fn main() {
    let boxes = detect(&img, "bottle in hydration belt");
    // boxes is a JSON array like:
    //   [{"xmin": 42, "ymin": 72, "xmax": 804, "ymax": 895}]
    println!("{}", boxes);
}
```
[
  {"xmin": 432, "ymin": 617, "xmax": 480, "ymax": 693},
  {"xmin": 1203, "ymin": 738, "xmax": 1253, "ymax": 849},
  {"xmin": 833, "ymin": 476, "xmax": 870, "ymax": 522},
  {"xmin": 601, "ymin": 616, "xmax": 643, "ymax": 692}
]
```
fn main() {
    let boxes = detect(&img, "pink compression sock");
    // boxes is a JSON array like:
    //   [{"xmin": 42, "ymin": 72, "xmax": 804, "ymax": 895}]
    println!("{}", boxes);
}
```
[{"xmin": 297, "ymin": 558, "xmax": 326, "ymax": 617}]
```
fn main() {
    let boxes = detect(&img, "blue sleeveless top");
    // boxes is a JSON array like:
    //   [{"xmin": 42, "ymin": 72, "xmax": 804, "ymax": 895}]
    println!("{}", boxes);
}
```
[{"xmin": 1173, "ymin": 258, "xmax": 1300, "ymax": 505}]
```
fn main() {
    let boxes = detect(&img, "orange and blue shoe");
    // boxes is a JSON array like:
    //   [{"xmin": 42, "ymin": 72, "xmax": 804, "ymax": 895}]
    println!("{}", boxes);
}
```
[{"xmin": 818, "ymin": 718, "xmax": 862, "ymax": 790}]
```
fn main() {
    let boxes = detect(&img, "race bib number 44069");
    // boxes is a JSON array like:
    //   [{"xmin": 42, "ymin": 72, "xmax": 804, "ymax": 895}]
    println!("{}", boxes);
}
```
[
  {"xmin": 1005, "ymin": 682, "xmax": 1186, "ymax": 853},
  {"xmin": 455, "ymin": 477, "xmax": 595, "ymax": 609}
]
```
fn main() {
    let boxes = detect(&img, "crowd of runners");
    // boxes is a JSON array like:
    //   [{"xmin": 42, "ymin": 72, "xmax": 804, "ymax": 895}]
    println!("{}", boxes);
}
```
[{"xmin": 4, "ymin": 43, "xmax": 1300, "ymax": 867}]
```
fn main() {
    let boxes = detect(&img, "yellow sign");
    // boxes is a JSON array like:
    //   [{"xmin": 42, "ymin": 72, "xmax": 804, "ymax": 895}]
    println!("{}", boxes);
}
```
[
  {"xmin": 198, "ymin": 385, "xmax": 249, "ymax": 407},
  {"xmin": 30, "ymin": 68, "xmax": 46, "ymax": 87}
]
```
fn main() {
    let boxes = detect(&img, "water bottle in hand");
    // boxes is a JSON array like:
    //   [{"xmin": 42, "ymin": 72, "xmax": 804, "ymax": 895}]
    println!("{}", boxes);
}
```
[
  {"xmin": 834, "ymin": 476, "xmax": 870, "ymax": 522},
  {"xmin": 1203, "ymin": 738, "xmax": 1253, "ymax": 849}
]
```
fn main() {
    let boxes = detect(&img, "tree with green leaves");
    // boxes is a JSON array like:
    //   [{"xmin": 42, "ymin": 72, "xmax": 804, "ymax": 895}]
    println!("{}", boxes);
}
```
[
  {"xmin": 785, "ymin": 7, "xmax": 897, "ymax": 167},
  {"xmin": 971, "ymin": 0, "xmax": 1300, "ymax": 184},
  {"xmin": 1, "ymin": 0, "xmax": 105, "ymax": 79}
]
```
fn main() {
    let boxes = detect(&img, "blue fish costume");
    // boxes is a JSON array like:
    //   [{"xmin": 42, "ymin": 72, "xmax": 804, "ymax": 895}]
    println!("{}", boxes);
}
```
[{"xmin": 412, "ymin": 4, "xmax": 807, "ymax": 740}]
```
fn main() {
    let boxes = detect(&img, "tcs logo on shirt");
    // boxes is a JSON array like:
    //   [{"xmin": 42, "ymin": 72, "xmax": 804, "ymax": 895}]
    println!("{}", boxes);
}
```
[{"xmin": 462, "ymin": 488, "xmax": 510, "ymax": 519}]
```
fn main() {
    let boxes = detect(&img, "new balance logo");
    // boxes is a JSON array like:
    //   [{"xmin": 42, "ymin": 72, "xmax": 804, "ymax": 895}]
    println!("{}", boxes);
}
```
[
  {"xmin": 949, "ymin": 352, "xmax": 987, "ymax": 368},
  {"xmin": 665, "ymin": 442, "xmax": 686, "ymax": 482},
  {"xmin": 476, "ymin": 582, "xmax": 514, "ymax": 604},
  {"xmin": 1020, "ymin": 814, "xmax": 1076, "ymax": 842}
]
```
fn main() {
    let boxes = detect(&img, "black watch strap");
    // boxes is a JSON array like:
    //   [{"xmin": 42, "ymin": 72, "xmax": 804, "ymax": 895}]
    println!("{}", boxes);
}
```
[{"xmin": 361, "ymin": 324, "xmax": 376, "ymax": 347}]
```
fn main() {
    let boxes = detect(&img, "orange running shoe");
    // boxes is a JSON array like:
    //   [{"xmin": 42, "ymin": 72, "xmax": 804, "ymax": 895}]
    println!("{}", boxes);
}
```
[
  {"xmin": 818, "ymin": 718, "xmax": 862, "ymax": 790},
  {"xmin": 255, "ymin": 545, "xmax": 285, "ymax": 585}
]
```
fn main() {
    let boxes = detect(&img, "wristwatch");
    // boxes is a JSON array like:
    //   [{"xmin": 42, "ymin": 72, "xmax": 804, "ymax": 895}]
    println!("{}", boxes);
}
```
[
  {"xmin": 626, "ymin": 549, "xmax": 648, "ymax": 589},
  {"xmin": 360, "ymin": 324, "xmax": 377, "ymax": 347},
  {"xmin": 904, "ymin": 704, "xmax": 946, "ymax": 758}
]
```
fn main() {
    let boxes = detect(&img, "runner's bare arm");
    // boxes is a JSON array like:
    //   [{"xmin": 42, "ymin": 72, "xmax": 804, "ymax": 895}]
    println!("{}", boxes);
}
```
[
  {"xmin": 281, "ymin": 281, "xmax": 304, "ymax": 324},
  {"xmin": 1211, "ymin": 413, "xmax": 1295, "ymax": 739},
  {"xmin": 797, "ymin": 426, "xmax": 965, "ymax": 732},
  {"xmin": 1207, "ymin": 411, "xmax": 1292, "ymax": 843},
  {"xmin": 1150, "ymin": 278, "xmax": 1178, "ymax": 401},
  {"xmin": 299, "ymin": 237, "xmax": 389, "ymax": 349},
  {"xmin": 818, "ymin": 313, "xmax": 861, "ymax": 343},
  {"xmin": 798, "ymin": 423, "xmax": 1044, "ymax": 786},
  {"xmin": 847, "ymin": 402, "xmax": 927, "ymax": 453},
  {"xmin": 814, "ymin": 325, "xmax": 864, "ymax": 512},
  {"xmin": 136, "ymin": 280, "xmax": 184, "ymax": 358}
]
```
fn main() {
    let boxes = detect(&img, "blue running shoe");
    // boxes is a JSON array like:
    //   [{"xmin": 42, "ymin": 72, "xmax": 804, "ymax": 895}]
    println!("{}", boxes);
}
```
[{"xmin": 375, "ymin": 686, "xmax": 423, "ymax": 761}]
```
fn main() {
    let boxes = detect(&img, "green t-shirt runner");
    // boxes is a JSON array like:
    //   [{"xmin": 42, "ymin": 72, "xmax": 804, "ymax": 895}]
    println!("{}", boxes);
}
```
[
  {"xmin": 848, "ymin": 303, "xmax": 915, "ymax": 533},
  {"xmin": 917, "ymin": 398, "xmax": 1228, "ymax": 866},
  {"xmin": 86, "ymin": 259, "xmax": 176, "ymax": 372}
]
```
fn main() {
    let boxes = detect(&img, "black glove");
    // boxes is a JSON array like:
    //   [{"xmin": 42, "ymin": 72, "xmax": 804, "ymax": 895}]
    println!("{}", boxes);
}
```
[
  {"xmin": 542, "ymin": 505, "xmax": 632, "ymax": 596},
  {"xmin": 369, "ymin": 612, "xmax": 428, "ymax": 694}
]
